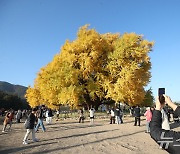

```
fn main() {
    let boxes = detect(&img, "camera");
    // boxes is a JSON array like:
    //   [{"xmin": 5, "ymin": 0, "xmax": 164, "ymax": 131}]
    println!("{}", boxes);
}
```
[{"xmin": 158, "ymin": 88, "xmax": 165, "ymax": 104}]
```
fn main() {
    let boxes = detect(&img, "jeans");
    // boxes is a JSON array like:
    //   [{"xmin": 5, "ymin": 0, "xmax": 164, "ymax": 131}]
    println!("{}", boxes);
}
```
[
  {"xmin": 146, "ymin": 121, "xmax": 150, "ymax": 132},
  {"xmin": 116, "ymin": 116, "xmax": 120, "ymax": 124},
  {"xmin": 35, "ymin": 118, "xmax": 46, "ymax": 132}
]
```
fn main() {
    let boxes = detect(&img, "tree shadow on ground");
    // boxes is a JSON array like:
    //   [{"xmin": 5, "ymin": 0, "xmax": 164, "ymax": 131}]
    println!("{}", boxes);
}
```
[
  {"xmin": 46, "ymin": 123, "xmax": 104, "ymax": 132},
  {"xmin": 0, "ymin": 129, "xmax": 145, "ymax": 154},
  {"xmin": 37, "ymin": 130, "xmax": 145, "ymax": 154},
  {"xmin": 41, "ymin": 128, "xmax": 120, "ymax": 142},
  {"xmin": 0, "ymin": 141, "xmax": 58, "ymax": 154},
  {"xmin": 58, "ymin": 121, "xmax": 81, "ymax": 125}
]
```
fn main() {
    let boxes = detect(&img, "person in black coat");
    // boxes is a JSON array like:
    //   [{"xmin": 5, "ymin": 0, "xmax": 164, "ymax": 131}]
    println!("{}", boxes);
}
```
[
  {"xmin": 16, "ymin": 110, "xmax": 22, "ymax": 123},
  {"xmin": 134, "ymin": 106, "xmax": 141, "ymax": 126},
  {"xmin": 150, "ymin": 95, "xmax": 180, "ymax": 153},
  {"xmin": 23, "ymin": 108, "xmax": 38, "ymax": 144},
  {"xmin": 79, "ymin": 109, "xmax": 84, "ymax": 123}
]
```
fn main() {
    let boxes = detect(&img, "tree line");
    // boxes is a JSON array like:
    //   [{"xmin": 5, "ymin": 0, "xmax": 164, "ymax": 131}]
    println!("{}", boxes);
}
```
[{"xmin": 0, "ymin": 91, "xmax": 30, "ymax": 110}]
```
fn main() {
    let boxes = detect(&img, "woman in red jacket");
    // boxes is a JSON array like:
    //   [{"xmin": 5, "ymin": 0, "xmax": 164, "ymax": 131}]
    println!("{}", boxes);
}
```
[
  {"xmin": 2, "ymin": 110, "xmax": 14, "ymax": 132},
  {"xmin": 144, "ymin": 107, "xmax": 152, "ymax": 133}
]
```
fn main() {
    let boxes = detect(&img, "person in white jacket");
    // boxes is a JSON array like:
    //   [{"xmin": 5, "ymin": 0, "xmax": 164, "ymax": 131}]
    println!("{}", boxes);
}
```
[{"xmin": 89, "ymin": 108, "xmax": 95, "ymax": 124}]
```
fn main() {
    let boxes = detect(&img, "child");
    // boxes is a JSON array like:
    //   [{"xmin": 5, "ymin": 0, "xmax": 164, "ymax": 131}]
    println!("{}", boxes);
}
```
[{"xmin": 23, "ymin": 108, "xmax": 38, "ymax": 144}]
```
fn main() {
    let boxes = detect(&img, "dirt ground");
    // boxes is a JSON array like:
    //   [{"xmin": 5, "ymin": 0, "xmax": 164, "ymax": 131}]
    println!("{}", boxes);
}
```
[{"xmin": 0, "ymin": 116, "xmax": 175, "ymax": 154}]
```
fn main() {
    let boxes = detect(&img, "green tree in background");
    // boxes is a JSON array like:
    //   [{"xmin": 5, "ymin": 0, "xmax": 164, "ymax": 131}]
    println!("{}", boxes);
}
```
[
  {"xmin": 141, "ymin": 88, "xmax": 154, "ymax": 107},
  {"xmin": 0, "ymin": 91, "xmax": 30, "ymax": 110}
]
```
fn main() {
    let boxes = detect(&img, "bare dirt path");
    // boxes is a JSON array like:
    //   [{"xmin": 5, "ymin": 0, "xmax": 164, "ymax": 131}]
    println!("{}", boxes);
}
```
[{"xmin": 0, "ymin": 117, "xmax": 169, "ymax": 154}]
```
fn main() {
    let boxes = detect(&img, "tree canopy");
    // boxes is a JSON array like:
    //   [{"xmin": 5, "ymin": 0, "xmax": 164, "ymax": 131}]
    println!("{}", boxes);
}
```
[{"xmin": 26, "ymin": 25, "xmax": 154, "ymax": 109}]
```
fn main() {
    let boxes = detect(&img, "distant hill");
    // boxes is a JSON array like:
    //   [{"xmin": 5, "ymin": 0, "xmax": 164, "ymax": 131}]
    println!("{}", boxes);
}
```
[{"xmin": 0, "ymin": 81, "xmax": 27, "ymax": 99}]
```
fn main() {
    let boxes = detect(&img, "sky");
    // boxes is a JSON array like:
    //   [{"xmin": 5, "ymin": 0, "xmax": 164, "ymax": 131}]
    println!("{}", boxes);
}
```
[{"xmin": 0, "ymin": 0, "xmax": 180, "ymax": 102}]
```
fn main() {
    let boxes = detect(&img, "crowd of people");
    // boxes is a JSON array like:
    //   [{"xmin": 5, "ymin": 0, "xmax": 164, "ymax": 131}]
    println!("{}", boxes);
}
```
[{"xmin": 1, "ymin": 96, "xmax": 180, "ymax": 153}]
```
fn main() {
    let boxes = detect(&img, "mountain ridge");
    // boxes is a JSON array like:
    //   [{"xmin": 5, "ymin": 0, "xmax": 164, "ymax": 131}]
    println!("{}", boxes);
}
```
[{"xmin": 0, "ymin": 81, "xmax": 27, "ymax": 99}]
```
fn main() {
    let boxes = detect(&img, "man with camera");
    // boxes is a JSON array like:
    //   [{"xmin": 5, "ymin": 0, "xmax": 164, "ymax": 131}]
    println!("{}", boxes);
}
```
[{"xmin": 150, "ymin": 95, "xmax": 180, "ymax": 153}]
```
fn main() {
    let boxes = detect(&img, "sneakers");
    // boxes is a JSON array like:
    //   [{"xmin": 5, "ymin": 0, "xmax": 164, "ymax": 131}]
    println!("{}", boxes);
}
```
[
  {"xmin": 33, "ymin": 138, "xmax": 39, "ymax": 142},
  {"xmin": 2, "ymin": 130, "xmax": 5, "ymax": 133},
  {"xmin": 23, "ymin": 138, "xmax": 38, "ymax": 144},
  {"xmin": 23, "ymin": 141, "xmax": 28, "ymax": 145}
]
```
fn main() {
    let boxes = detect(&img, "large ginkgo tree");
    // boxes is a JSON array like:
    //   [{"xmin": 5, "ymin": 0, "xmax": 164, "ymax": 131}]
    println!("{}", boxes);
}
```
[{"xmin": 25, "ymin": 25, "xmax": 154, "ymax": 109}]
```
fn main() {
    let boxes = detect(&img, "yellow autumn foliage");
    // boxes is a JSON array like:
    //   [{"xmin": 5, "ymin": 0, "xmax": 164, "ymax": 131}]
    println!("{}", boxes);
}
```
[{"xmin": 25, "ymin": 25, "xmax": 153, "ymax": 108}]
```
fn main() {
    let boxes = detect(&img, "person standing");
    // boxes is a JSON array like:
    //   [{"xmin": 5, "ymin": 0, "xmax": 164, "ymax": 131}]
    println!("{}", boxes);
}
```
[
  {"xmin": 23, "ymin": 108, "xmax": 38, "ymax": 144},
  {"xmin": 129, "ymin": 107, "xmax": 134, "ymax": 117},
  {"xmin": 115, "ymin": 108, "xmax": 120, "ymax": 124},
  {"xmin": 119, "ymin": 108, "xmax": 124, "ymax": 124},
  {"xmin": 35, "ymin": 105, "xmax": 46, "ymax": 132},
  {"xmin": 79, "ymin": 109, "xmax": 84, "ymax": 123},
  {"xmin": 110, "ymin": 108, "xmax": 115, "ymax": 124},
  {"xmin": 16, "ymin": 110, "xmax": 22, "ymax": 123},
  {"xmin": 89, "ymin": 108, "xmax": 95, "ymax": 124},
  {"xmin": 144, "ymin": 107, "xmax": 152, "ymax": 133},
  {"xmin": 134, "ymin": 106, "xmax": 141, "ymax": 126},
  {"xmin": 47, "ymin": 108, "xmax": 53, "ymax": 124},
  {"xmin": 56, "ymin": 110, "xmax": 60, "ymax": 121}
]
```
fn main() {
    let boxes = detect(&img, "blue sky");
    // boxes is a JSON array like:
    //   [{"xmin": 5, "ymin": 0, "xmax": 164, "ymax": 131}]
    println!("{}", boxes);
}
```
[{"xmin": 0, "ymin": 0, "xmax": 180, "ymax": 102}]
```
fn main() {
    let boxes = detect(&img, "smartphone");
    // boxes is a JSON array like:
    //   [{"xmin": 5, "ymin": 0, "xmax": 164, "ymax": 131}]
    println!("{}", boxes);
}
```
[
  {"xmin": 158, "ymin": 88, "xmax": 165, "ymax": 96},
  {"xmin": 158, "ymin": 88, "xmax": 165, "ymax": 104}
]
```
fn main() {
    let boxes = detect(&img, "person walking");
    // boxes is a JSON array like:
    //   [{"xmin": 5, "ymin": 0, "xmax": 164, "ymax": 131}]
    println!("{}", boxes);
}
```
[
  {"xmin": 35, "ymin": 105, "xmax": 46, "ymax": 132},
  {"xmin": 2, "ymin": 110, "xmax": 14, "ymax": 132},
  {"xmin": 144, "ymin": 107, "xmax": 152, "ymax": 133},
  {"xmin": 2, "ymin": 110, "xmax": 10, "ymax": 132},
  {"xmin": 23, "ymin": 108, "xmax": 38, "ymax": 144},
  {"xmin": 134, "ymin": 106, "xmax": 141, "ymax": 126}
]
